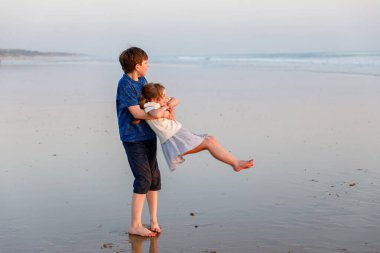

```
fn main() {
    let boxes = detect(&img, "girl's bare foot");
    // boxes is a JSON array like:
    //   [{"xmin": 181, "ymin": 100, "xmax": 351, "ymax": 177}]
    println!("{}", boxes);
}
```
[
  {"xmin": 234, "ymin": 159, "xmax": 254, "ymax": 172},
  {"xmin": 128, "ymin": 225, "xmax": 157, "ymax": 237},
  {"xmin": 150, "ymin": 222, "xmax": 161, "ymax": 233}
]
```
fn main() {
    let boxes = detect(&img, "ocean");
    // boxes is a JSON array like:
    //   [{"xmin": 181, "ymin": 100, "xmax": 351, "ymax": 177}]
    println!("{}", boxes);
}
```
[
  {"xmin": 2, "ymin": 51, "xmax": 380, "ymax": 76},
  {"xmin": 155, "ymin": 51, "xmax": 380, "ymax": 76}
]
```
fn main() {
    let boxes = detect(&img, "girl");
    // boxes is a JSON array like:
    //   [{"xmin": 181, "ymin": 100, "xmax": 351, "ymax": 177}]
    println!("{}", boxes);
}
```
[{"xmin": 138, "ymin": 82, "xmax": 254, "ymax": 172}]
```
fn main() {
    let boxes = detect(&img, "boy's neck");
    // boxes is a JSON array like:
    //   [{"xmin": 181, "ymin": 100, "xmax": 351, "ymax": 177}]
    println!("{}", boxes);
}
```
[{"xmin": 127, "ymin": 71, "xmax": 140, "ymax": 81}]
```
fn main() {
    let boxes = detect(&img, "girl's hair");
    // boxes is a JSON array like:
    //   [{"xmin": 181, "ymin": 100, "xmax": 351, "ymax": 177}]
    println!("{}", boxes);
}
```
[
  {"xmin": 132, "ymin": 82, "xmax": 166, "ymax": 124},
  {"xmin": 139, "ymin": 83, "xmax": 166, "ymax": 109}
]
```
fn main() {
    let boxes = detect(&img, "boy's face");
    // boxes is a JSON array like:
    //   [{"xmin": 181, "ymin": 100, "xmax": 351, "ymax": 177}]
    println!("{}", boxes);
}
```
[{"xmin": 136, "ymin": 59, "xmax": 149, "ymax": 77}]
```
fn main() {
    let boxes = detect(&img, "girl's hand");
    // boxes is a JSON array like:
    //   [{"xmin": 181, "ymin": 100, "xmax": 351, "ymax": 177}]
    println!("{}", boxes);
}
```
[
  {"xmin": 168, "ymin": 107, "xmax": 175, "ymax": 120},
  {"xmin": 166, "ymin": 97, "xmax": 178, "ymax": 120},
  {"xmin": 162, "ymin": 106, "xmax": 172, "ymax": 119},
  {"xmin": 167, "ymin": 97, "xmax": 179, "ymax": 107}
]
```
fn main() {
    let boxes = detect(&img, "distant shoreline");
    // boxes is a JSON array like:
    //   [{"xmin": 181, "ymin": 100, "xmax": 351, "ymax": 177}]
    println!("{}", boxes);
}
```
[{"xmin": 0, "ymin": 48, "xmax": 84, "ymax": 61}]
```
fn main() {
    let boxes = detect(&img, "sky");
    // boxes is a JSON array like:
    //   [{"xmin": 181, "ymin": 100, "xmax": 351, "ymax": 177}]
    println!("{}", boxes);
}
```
[{"xmin": 1, "ymin": 0, "xmax": 379, "ymax": 57}]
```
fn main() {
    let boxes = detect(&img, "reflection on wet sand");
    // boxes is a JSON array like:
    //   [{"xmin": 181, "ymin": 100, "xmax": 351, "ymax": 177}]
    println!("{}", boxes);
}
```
[
  {"xmin": 1, "ymin": 63, "xmax": 380, "ymax": 252},
  {"xmin": 128, "ymin": 234, "xmax": 159, "ymax": 253}
]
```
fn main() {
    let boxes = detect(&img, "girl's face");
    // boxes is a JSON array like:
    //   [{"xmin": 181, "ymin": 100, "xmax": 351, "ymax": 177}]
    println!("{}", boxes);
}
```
[{"xmin": 154, "ymin": 90, "xmax": 169, "ymax": 106}]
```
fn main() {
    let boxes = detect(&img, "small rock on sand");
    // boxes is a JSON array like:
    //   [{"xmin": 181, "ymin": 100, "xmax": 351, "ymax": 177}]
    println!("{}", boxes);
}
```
[{"xmin": 101, "ymin": 243, "xmax": 113, "ymax": 249}]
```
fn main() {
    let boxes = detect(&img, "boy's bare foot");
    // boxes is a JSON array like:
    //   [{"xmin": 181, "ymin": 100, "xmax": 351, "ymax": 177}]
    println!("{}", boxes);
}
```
[
  {"xmin": 234, "ymin": 159, "xmax": 254, "ymax": 172},
  {"xmin": 128, "ymin": 225, "xmax": 157, "ymax": 237},
  {"xmin": 150, "ymin": 222, "xmax": 161, "ymax": 233}
]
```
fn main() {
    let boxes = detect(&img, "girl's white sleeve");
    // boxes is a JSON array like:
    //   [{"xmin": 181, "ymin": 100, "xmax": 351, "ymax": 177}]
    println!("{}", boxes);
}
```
[{"xmin": 144, "ymin": 102, "xmax": 160, "ymax": 113}]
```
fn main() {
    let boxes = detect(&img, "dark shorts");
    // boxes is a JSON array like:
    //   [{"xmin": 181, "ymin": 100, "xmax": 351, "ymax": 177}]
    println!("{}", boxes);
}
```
[{"xmin": 123, "ymin": 138, "xmax": 161, "ymax": 194}]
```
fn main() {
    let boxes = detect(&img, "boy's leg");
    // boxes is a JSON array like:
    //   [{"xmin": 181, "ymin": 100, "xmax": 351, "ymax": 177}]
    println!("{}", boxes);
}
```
[
  {"xmin": 146, "ymin": 138, "xmax": 161, "ymax": 233},
  {"xmin": 147, "ymin": 191, "xmax": 160, "ymax": 232},
  {"xmin": 123, "ymin": 141, "xmax": 157, "ymax": 237},
  {"xmin": 182, "ymin": 136, "xmax": 253, "ymax": 172},
  {"xmin": 129, "ymin": 193, "xmax": 156, "ymax": 236}
]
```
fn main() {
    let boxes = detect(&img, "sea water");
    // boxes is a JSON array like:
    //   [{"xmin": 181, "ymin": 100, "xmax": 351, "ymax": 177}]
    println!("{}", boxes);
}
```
[{"xmin": 155, "ymin": 51, "xmax": 380, "ymax": 77}]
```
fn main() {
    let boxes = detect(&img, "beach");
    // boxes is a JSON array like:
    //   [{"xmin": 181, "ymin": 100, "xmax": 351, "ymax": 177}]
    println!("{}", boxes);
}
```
[{"xmin": 1, "ymin": 60, "xmax": 380, "ymax": 253}]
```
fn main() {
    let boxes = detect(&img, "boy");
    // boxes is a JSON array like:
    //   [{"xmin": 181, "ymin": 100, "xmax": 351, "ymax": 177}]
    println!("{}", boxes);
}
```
[{"xmin": 116, "ymin": 47, "xmax": 169, "ymax": 237}]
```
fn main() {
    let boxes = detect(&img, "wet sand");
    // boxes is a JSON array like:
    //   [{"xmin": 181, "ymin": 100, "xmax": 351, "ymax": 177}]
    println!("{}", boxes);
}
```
[{"xmin": 1, "ymin": 62, "xmax": 379, "ymax": 252}]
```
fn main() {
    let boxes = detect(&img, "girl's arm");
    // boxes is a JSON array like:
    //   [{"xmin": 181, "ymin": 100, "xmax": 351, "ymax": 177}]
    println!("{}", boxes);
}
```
[{"xmin": 166, "ymin": 97, "xmax": 179, "ymax": 120}]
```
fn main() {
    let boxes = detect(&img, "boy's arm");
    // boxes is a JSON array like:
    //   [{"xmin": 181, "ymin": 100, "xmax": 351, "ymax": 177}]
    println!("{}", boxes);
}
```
[
  {"xmin": 146, "ymin": 105, "xmax": 170, "ymax": 119},
  {"xmin": 128, "ymin": 105, "xmax": 163, "ymax": 120}
]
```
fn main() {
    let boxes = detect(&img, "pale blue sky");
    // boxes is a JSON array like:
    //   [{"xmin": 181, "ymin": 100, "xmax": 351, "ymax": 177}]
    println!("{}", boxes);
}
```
[{"xmin": 1, "ymin": 0, "xmax": 379, "ymax": 57}]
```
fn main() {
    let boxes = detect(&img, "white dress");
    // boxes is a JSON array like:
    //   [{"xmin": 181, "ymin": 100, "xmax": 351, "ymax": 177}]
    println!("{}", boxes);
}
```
[{"xmin": 144, "ymin": 102, "xmax": 206, "ymax": 171}]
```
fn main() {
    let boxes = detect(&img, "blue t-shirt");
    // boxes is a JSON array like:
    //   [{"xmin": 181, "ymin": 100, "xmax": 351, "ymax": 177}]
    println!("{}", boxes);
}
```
[{"xmin": 116, "ymin": 74, "xmax": 156, "ymax": 142}]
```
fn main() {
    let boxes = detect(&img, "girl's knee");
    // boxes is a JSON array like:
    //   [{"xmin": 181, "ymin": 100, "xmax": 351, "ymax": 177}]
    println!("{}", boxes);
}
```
[{"xmin": 205, "ymin": 136, "xmax": 217, "ymax": 146}]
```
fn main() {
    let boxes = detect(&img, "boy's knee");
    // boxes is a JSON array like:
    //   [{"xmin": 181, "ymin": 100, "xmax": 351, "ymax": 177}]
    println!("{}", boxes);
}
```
[
  {"xmin": 150, "ymin": 176, "xmax": 161, "ymax": 191},
  {"xmin": 133, "ymin": 175, "xmax": 152, "ymax": 194},
  {"xmin": 133, "ymin": 174, "xmax": 161, "ymax": 194}
]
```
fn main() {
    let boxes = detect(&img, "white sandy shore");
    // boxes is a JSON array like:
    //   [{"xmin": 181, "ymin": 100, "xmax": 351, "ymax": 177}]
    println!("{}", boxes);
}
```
[{"xmin": 1, "ymin": 62, "xmax": 379, "ymax": 253}]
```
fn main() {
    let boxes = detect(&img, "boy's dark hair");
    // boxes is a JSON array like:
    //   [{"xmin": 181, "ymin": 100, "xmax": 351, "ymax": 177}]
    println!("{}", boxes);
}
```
[{"xmin": 119, "ymin": 47, "xmax": 148, "ymax": 74}]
